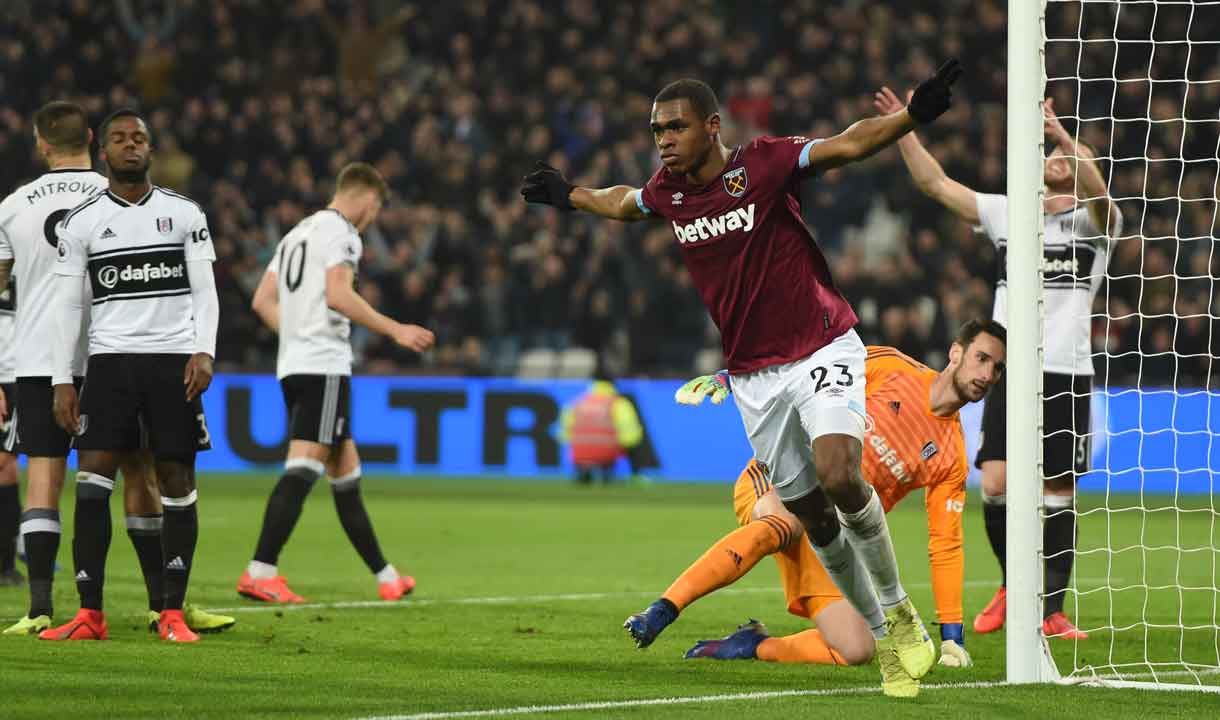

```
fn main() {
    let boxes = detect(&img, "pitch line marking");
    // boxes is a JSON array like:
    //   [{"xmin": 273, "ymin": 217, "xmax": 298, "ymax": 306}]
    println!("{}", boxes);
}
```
[
  {"xmin": 207, "ymin": 578, "xmax": 1119, "ymax": 615},
  {"xmin": 349, "ymin": 681, "xmax": 1008, "ymax": 720},
  {"xmin": 351, "ymin": 668, "xmax": 1219, "ymax": 720}
]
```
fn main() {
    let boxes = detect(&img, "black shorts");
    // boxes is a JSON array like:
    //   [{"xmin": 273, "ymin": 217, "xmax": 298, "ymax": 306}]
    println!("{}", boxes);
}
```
[
  {"xmin": 75, "ymin": 354, "xmax": 211, "ymax": 460},
  {"xmin": 975, "ymin": 372, "xmax": 1092, "ymax": 481},
  {"xmin": 280, "ymin": 374, "xmax": 352, "ymax": 446},
  {"xmin": 1, "ymin": 383, "xmax": 15, "ymax": 454},
  {"xmin": 12, "ymin": 376, "xmax": 84, "ymax": 457}
]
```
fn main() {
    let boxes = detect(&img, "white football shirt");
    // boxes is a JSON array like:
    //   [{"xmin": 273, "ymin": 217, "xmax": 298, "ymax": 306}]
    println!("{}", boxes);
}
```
[
  {"xmin": 55, "ymin": 186, "xmax": 216, "ymax": 355},
  {"xmin": 976, "ymin": 193, "xmax": 1123, "ymax": 376},
  {"xmin": 268, "ymin": 209, "xmax": 363, "ymax": 379},
  {"xmin": 0, "ymin": 169, "xmax": 105, "ymax": 377}
]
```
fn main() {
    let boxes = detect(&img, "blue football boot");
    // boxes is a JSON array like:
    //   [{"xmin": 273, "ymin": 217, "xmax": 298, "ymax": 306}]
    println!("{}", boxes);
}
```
[
  {"xmin": 623, "ymin": 599, "xmax": 679, "ymax": 649},
  {"xmin": 684, "ymin": 619, "xmax": 769, "ymax": 659}
]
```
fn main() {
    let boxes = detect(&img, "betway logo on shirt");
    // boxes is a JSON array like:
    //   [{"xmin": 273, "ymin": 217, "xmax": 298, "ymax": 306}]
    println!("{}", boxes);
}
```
[
  {"xmin": 97, "ymin": 261, "xmax": 184, "ymax": 289},
  {"xmin": 868, "ymin": 432, "xmax": 909, "ymax": 482},
  {"xmin": 672, "ymin": 203, "xmax": 755, "ymax": 244}
]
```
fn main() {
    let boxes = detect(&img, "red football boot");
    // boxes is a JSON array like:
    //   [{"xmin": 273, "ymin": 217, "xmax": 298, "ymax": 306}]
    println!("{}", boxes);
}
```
[
  {"xmin": 973, "ymin": 586, "xmax": 1007, "ymax": 634},
  {"xmin": 1043, "ymin": 612, "xmax": 1088, "ymax": 640},
  {"xmin": 379, "ymin": 575, "xmax": 416, "ymax": 601},
  {"xmin": 237, "ymin": 571, "xmax": 306, "ymax": 603},
  {"xmin": 159, "ymin": 609, "xmax": 200, "ymax": 643},
  {"xmin": 39, "ymin": 609, "xmax": 108, "ymax": 641}
]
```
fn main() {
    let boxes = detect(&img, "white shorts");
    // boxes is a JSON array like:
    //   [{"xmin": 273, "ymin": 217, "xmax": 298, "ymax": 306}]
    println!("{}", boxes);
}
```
[{"xmin": 731, "ymin": 329, "xmax": 867, "ymax": 501}]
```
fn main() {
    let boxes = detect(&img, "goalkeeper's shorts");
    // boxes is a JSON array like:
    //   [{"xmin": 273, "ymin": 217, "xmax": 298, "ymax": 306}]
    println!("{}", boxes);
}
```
[{"xmin": 731, "ymin": 463, "xmax": 844, "ymax": 620}]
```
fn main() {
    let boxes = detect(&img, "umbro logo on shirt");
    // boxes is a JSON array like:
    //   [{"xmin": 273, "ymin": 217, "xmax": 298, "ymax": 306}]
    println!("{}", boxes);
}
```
[{"xmin": 100, "ymin": 227, "xmax": 116, "ymax": 239}]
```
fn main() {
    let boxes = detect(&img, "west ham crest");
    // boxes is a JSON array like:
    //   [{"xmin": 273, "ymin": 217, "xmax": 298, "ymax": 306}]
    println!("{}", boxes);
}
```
[
  {"xmin": 156, "ymin": 217, "xmax": 173, "ymax": 234},
  {"xmin": 722, "ymin": 166, "xmax": 748, "ymax": 197}
]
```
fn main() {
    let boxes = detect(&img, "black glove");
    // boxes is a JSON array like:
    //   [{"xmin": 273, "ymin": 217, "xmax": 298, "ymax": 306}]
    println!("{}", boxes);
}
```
[
  {"xmin": 908, "ymin": 58, "xmax": 963, "ymax": 124},
  {"xmin": 521, "ymin": 161, "xmax": 574, "ymax": 211}
]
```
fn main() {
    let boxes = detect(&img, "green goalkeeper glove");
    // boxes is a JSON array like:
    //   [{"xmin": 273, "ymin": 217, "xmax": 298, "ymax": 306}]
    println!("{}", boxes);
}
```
[{"xmin": 674, "ymin": 372, "xmax": 731, "ymax": 406}]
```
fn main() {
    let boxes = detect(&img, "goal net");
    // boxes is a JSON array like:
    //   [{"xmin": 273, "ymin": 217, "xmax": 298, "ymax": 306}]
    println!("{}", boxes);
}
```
[{"xmin": 1011, "ymin": 0, "xmax": 1220, "ymax": 691}]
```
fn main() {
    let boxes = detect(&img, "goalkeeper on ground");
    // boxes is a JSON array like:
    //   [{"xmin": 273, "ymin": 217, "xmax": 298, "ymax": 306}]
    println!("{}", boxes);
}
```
[{"xmin": 624, "ymin": 320, "xmax": 1006, "ymax": 669}]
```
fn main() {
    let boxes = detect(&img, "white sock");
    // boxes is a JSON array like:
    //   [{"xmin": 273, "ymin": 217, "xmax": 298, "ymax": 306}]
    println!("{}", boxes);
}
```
[
  {"xmin": 839, "ymin": 490, "xmax": 907, "ymax": 610},
  {"xmin": 810, "ymin": 531, "xmax": 887, "ymax": 639},
  {"xmin": 247, "ymin": 560, "xmax": 277, "ymax": 579},
  {"xmin": 376, "ymin": 564, "xmax": 400, "ymax": 584}
]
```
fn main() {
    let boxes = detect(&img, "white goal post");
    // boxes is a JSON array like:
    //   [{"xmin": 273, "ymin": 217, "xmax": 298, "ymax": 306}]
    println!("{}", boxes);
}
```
[
  {"xmin": 1007, "ymin": 0, "xmax": 1220, "ymax": 692},
  {"xmin": 1005, "ymin": 0, "xmax": 1051, "ymax": 686}
]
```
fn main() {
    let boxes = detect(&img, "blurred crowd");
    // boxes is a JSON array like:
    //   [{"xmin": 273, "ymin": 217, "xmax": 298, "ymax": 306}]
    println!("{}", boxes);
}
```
[{"xmin": 0, "ymin": 0, "xmax": 1216, "ymax": 387}]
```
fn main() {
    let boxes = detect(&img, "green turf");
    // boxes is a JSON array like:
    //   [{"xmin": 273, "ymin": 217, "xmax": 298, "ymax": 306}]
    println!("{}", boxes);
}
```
[{"xmin": 1, "ymin": 475, "xmax": 1216, "ymax": 719}]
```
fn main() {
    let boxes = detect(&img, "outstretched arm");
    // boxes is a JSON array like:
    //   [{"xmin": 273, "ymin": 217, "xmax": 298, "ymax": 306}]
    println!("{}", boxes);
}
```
[
  {"xmin": 570, "ymin": 186, "xmax": 650, "ymax": 221},
  {"xmin": 873, "ymin": 86, "xmax": 981, "ymax": 224},
  {"xmin": 806, "ymin": 58, "xmax": 963, "ymax": 174},
  {"xmin": 804, "ymin": 111, "xmax": 917, "ymax": 173},
  {"xmin": 521, "ymin": 162, "xmax": 650, "ymax": 221}
]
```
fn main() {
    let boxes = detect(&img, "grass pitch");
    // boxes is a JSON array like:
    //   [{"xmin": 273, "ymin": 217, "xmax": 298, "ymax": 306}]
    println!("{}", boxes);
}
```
[{"xmin": 1, "ymin": 474, "xmax": 1216, "ymax": 719}]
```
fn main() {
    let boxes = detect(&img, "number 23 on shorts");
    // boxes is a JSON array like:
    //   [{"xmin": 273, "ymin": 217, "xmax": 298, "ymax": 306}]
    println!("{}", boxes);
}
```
[{"xmin": 809, "ymin": 363, "xmax": 854, "ymax": 393}]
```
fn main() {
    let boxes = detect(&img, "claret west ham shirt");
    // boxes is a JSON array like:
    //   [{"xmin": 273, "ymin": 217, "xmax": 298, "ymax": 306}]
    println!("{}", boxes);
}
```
[{"xmin": 637, "ymin": 136, "xmax": 858, "ymax": 374}]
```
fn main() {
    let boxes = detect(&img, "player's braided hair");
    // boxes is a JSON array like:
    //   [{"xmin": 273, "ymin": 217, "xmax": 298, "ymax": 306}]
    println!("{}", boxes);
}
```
[
  {"xmin": 654, "ymin": 79, "xmax": 719, "ymax": 120},
  {"xmin": 33, "ymin": 101, "xmax": 90, "ymax": 151}
]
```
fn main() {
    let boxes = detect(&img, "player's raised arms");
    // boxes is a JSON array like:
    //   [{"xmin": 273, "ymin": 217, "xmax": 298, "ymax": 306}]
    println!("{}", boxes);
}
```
[{"xmin": 872, "ymin": 85, "xmax": 980, "ymax": 224}]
